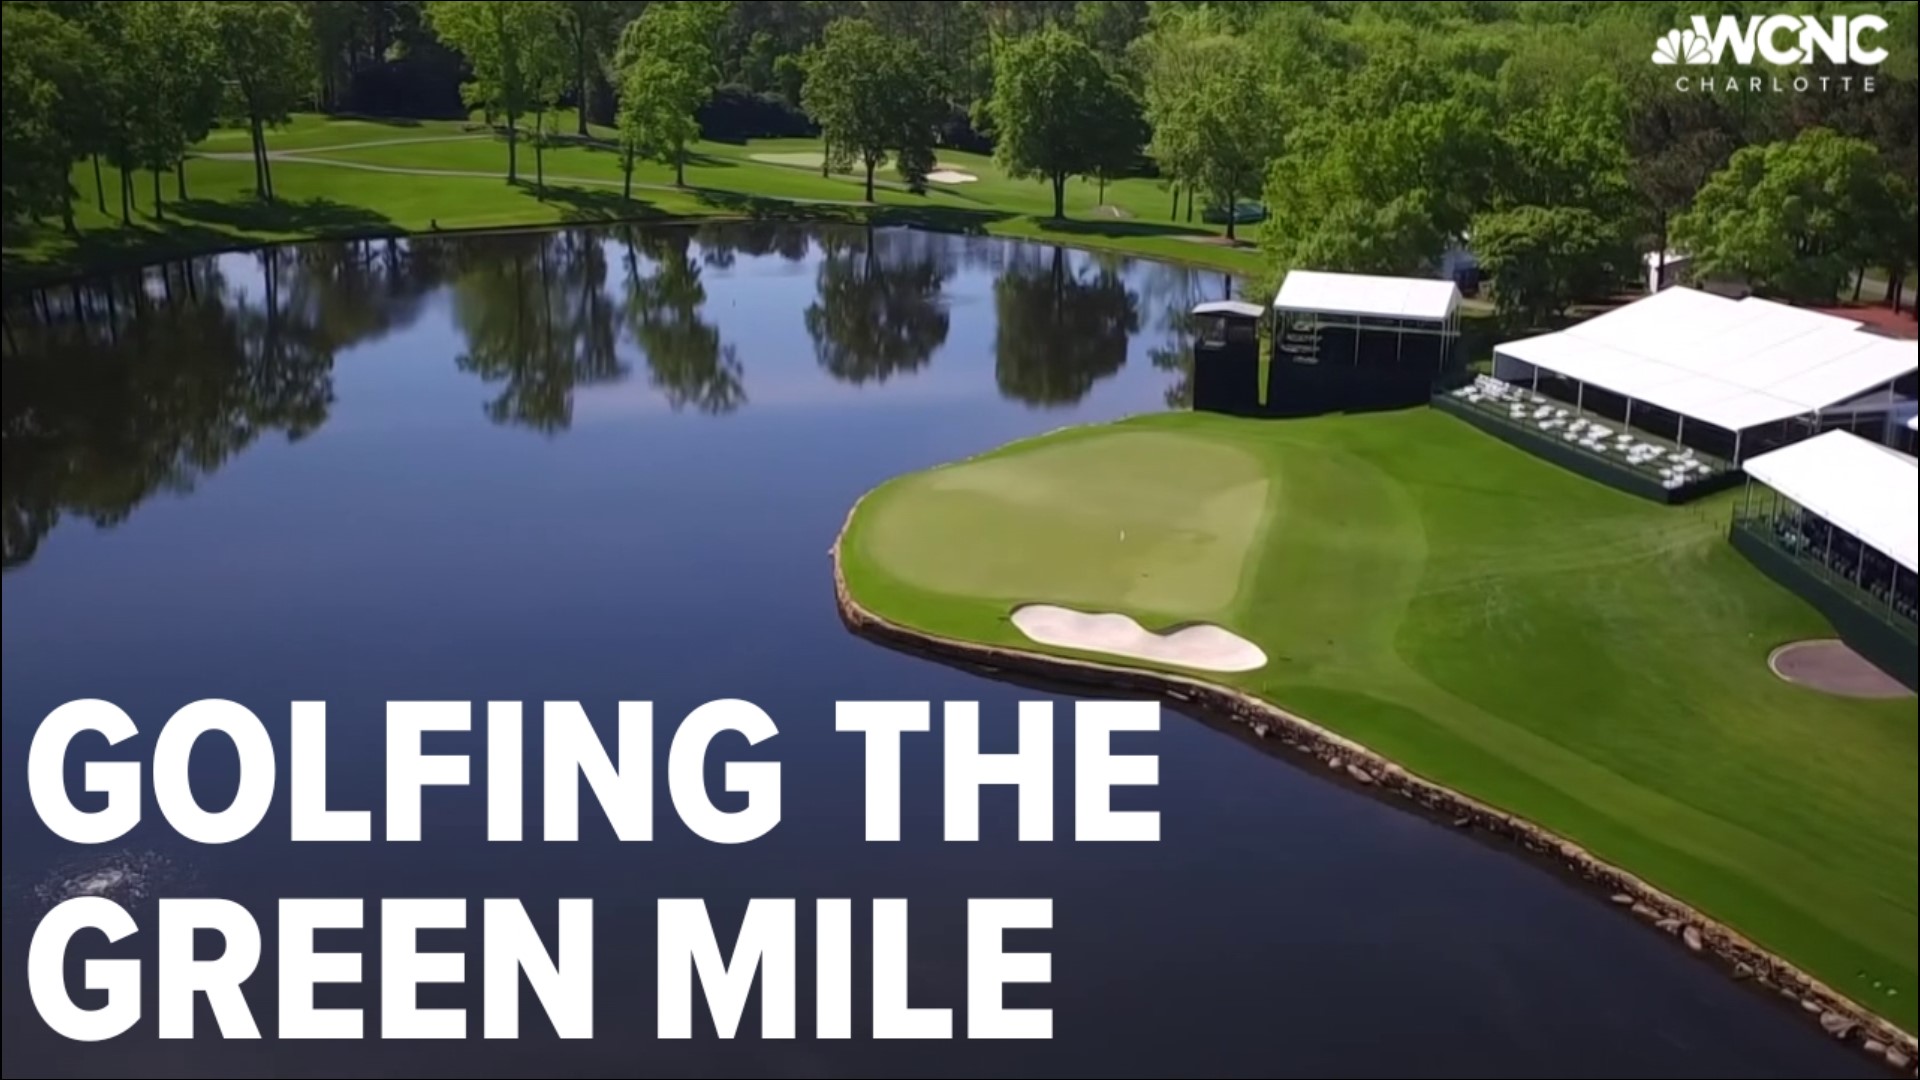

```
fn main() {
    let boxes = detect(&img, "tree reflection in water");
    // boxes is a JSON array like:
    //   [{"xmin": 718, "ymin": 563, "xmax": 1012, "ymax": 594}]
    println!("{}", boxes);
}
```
[
  {"xmin": 992, "ymin": 244, "xmax": 1140, "ymax": 407},
  {"xmin": 2, "ymin": 255, "xmax": 337, "ymax": 570},
  {"xmin": 621, "ymin": 227, "xmax": 746, "ymax": 416},
  {"xmin": 805, "ymin": 225, "xmax": 952, "ymax": 386},
  {"xmin": 449, "ymin": 231, "xmax": 626, "ymax": 433}
]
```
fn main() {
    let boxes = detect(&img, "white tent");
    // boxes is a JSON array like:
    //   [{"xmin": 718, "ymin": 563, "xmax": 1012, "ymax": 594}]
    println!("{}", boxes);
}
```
[
  {"xmin": 1191, "ymin": 300, "xmax": 1266, "ymax": 320},
  {"xmin": 1274, "ymin": 270, "xmax": 1461, "ymax": 321},
  {"xmin": 1493, "ymin": 288, "xmax": 1917, "ymax": 461},
  {"xmin": 1743, "ymin": 431, "xmax": 1919, "ymax": 574}
]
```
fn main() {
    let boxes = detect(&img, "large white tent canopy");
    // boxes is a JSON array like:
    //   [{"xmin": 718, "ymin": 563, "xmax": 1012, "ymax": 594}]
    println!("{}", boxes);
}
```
[
  {"xmin": 1494, "ymin": 288, "xmax": 1917, "ymax": 435},
  {"xmin": 1744, "ymin": 431, "xmax": 1919, "ymax": 574},
  {"xmin": 1274, "ymin": 270, "xmax": 1461, "ymax": 322}
]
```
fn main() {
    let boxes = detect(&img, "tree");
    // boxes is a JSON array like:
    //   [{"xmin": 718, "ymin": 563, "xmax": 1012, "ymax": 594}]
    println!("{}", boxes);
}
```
[
  {"xmin": 427, "ymin": 1, "xmax": 553, "ymax": 184},
  {"xmin": 800, "ymin": 18, "xmax": 946, "ymax": 201},
  {"xmin": 1143, "ymin": 30, "xmax": 1278, "ymax": 240},
  {"xmin": 1264, "ymin": 97, "xmax": 1494, "ymax": 275},
  {"xmin": 1624, "ymin": 84, "xmax": 1738, "ymax": 280},
  {"xmin": 614, "ymin": 2, "xmax": 721, "ymax": 190},
  {"xmin": 126, "ymin": 3, "xmax": 225, "ymax": 217},
  {"xmin": 519, "ymin": 5, "xmax": 572, "ymax": 199},
  {"xmin": 1472, "ymin": 205, "xmax": 1620, "ymax": 328},
  {"xmin": 207, "ymin": 1, "xmax": 313, "ymax": 203},
  {"xmin": 1673, "ymin": 128, "xmax": 1908, "ymax": 304},
  {"xmin": 559, "ymin": 1, "xmax": 621, "ymax": 136},
  {"xmin": 987, "ymin": 26, "xmax": 1139, "ymax": 220},
  {"xmin": 0, "ymin": 5, "xmax": 99, "ymax": 232},
  {"xmin": 1474, "ymin": 76, "xmax": 1635, "ymax": 319}
]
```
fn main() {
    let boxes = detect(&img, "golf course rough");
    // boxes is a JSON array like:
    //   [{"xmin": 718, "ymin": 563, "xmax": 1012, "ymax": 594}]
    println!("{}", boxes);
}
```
[{"xmin": 835, "ymin": 408, "xmax": 1920, "ymax": 1049}]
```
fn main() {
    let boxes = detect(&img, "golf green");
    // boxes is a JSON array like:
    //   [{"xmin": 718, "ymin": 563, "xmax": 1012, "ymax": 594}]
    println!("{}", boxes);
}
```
[{"xmin": 839, "ymin": 407, "xmax": 1920, "ymax": 1033}]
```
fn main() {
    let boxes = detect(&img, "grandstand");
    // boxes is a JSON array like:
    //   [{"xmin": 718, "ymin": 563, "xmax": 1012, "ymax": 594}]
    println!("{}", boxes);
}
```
[
  {"xmin": 1266, "ymin": 271, "xmax": 1463, "ymax": 414},
  {"xmin": 1731, "ymin": 431, "xmax": 1919, "ymax": 689},
  {"xmin": 1451, "ymin": 288, "xmax": 1919, "ymax": 502}
]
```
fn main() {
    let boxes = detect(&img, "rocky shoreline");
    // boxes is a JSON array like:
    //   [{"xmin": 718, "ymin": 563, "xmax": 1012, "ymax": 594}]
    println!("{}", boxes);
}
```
[{"xmin": 830, "ymin": 525, "xmax": 1919, "ymax": 1075}]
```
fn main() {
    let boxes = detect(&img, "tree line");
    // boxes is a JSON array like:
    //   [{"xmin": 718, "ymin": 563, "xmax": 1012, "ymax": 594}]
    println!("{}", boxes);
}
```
[{"xmin": 5, "ymin": 1, "xmax": 1918, "ymax": 311}]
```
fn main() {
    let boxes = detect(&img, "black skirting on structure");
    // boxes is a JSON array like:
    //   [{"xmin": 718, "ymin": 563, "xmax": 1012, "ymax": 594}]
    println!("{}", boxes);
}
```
[{"xmin": 1729, "ymin": 523, "xmax": 1919, "ymax": 690}]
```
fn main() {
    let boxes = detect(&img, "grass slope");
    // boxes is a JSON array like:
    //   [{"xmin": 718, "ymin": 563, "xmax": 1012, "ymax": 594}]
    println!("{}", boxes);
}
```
[
  {"xmin": 840, "ymin": 408, "xmax": 1920, "ymax": 1031},
  {"xmin": 4, "ymin": 114, "xmax": 1262, "ymax": 285}
]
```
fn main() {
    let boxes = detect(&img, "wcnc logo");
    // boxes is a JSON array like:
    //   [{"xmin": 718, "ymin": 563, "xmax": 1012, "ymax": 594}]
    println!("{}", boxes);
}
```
[{"xmin": 1656, "ymin": 14, "xmax": 1889, "ymax": 94}]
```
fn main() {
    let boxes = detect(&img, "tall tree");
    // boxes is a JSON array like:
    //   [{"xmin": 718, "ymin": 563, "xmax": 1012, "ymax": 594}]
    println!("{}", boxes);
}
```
[
  {"xmin": 559, "ymin": 1, "xmax": 622, "ymax": 135},
  {"xmin": 427, "ymin": 0, "xmax": 552, "ymax": 183},
  {"xmin": 614, "ymin": 2, "xmax": 720, "ymax": 189},
  {"xmin": 127, "ymin": 3, "xmax": 225, "ymax": 217},
  {"xmin": 520, "ymin": 3, "xmax": 573, "ymax": 199},
  {"xmin": 207, "ymin": 0, "xmax": 313, "ymax": 203},
  {"xmin": 800, "ymin": 18, "xmax": 946, "ymax": 201},
  {"xmin": 1673, "ymin": 128, "xmax": 1909, "ymax": 304},
  {"xmin": 1474, "ymin": 75, "xmax": 1635, "ymax": 319},
  {"xmin": 987, "ymin": 26, "xmax": 1138, "ymax": 219},
  {"xmin": 0, "ymin": 5, "xmax": 99, "ymax": 232},
  {"xmin": 1143, "ymin": 30, "xmax": 1279, "ymax": 240}
]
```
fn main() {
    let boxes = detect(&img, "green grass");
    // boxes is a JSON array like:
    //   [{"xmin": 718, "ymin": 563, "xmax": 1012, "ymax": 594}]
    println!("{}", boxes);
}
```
[
  {"xmin": 840, "ymin": 407, "xmax": 1920, "ymax": 1032},
  {"xmin": 4, "ymin": 113, "xmax": 1263, "ymax": 285}
]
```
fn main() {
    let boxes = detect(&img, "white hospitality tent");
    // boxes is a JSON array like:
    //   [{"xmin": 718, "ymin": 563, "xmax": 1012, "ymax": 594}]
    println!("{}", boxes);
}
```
[
  {"xmin": 1741, "ymin": 431, "xmax": 1919, "ymax": 576},
  {"xmin": 1273, "ymin": 270, "xmax": 1463, "ymax": 322},
  {"xmin": 1493, "ymin": 288, "xmax": 1918, "ymax": 464},
  {"xmin": 1272, "ymin": 270, "xmax": 1463, "ymax": 371}
]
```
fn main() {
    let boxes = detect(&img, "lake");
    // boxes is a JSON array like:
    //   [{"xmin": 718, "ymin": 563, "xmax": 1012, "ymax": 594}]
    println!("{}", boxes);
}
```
[{"xmin": 0, "ymin": 225, "xmax": 1873, "ymax": 1078}]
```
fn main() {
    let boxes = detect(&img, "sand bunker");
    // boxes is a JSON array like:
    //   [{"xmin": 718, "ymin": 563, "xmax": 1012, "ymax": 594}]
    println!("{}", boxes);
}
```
[
  {"xmin": 926, "ymin": 168, "xmax": 978, "ymax": 184},
  {"xmin": 1768, "ymin": 640, "xmax": 1911, "ymax": 699},
  {"xmin": 1010, "ymin": 605, "xmax": 1267, "ymax": 673}
]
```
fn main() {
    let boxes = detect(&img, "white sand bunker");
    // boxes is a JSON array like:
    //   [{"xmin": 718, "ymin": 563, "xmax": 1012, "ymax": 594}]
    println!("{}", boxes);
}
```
[
  {"xmin": 1011, "ymin": 605, "xmax": 1267, "ymax": 673},
  {"xmin": 927, "ymin": 168, "xmax": 978, "ymax": 184}
]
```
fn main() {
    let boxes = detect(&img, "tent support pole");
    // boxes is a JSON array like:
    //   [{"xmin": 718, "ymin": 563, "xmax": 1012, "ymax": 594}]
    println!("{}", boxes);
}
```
[
  {"xmin": 1625, "ymin": 398, "xmax": 1633, "ymax": 432},
  {"xmin": 1531, "ymin": 364, "xmax": 1540, "ymax": 392},
  {"xmin": 1677, "ymin": 414, "xmax": 1686, "ymax": 448},
  {"xmin": 1733, "ymin": 428, "xmax": 1742, "ymax": 467},
  {"xmin": 1576, "ymin": 380, "xmax": 1585, "ymax": 417}
]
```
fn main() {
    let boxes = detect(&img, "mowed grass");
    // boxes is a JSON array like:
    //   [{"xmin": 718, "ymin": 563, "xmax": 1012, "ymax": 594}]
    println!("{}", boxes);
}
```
[
  {"xmin": 4, "ymin": 113, "xmax": 1256, "ymax": 285},
  {"xmin": 865, "ymin": 430, "xmax": 1271, "ymax": 617},
  {"xmin": 840, "ymin": 408, "xmax": 1920, "ymax": 1031}
]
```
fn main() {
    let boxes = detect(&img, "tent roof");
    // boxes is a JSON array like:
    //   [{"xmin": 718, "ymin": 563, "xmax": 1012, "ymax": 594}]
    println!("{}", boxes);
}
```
[
  {"xmin": 1744, "ymin": 431, "xmax": 1919, "ymax": 574},
  {"xmin": 1273, "ymin": 270, "xmax": 1461, "ymax": 322},
  {"xmin": 1494, "ymin": 288, "xmax": 1918, "ymax": 432},
  {"xmin": 1192, "ymin": 300, "xmax": 1266, "ymax": 320}
]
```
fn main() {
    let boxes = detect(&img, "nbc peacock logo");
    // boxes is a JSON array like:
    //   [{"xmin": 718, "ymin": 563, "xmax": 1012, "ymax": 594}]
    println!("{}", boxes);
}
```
[{"xmin": 1652, "ymin": 28, "xmax": 1711, "ymax": 65}]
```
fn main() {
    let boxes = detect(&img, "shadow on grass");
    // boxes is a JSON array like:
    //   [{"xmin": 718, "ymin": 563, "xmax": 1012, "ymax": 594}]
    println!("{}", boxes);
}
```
[
  {"xmin": 173, "ymin": 196, "xmax": 393, "ymax": 236},
  {"xmin": 1039, "ymin": 216, "xmax": 1241, "ymax": 243},
  {"xmin": 3, "ymin": 199, "xmax": 397, "ymax": 291},
  {"xmin": 540, "ymin": 185, "xmax": 671, "ymax": 223}
]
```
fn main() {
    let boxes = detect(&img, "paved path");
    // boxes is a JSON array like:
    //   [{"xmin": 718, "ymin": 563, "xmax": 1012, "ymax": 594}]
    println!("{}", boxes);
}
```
[
  {"xmin": 196, "ymin": 133, "xmax": 492, "ymax": 158},
  {"xmin": 191, "ymin": 145, "xmax": 878, "ymax": 209}
]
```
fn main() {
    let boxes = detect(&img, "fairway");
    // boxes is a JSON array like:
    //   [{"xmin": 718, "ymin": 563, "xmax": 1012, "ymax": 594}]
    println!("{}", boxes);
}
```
[
  {"xmin": 839, "ymin": 408, "xmax": 1920, "ymax": 1032},
  {"xmin": 860, "ymin": 430, "xmax": 1270, "ymax": 619},
  {"xmin": 6, "ymin": 116, "xmax": 1271, "ymax": 284}
]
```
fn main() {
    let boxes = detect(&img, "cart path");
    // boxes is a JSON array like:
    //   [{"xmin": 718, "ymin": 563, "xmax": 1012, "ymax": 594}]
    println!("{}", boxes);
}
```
[{"xmin": 191, "ymin": 146, "xmax": 880, "ymax": 208}]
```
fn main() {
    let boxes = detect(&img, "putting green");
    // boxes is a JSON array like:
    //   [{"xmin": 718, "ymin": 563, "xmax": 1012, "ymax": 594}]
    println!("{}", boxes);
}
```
[
  {"xmin": 840, "ymin": 408, "xmax": 1920, "ymax": 1033},
  {"xmin": 750, "ymin": 151, "xmax": 828, "ymax": 169},
  {"xmin": 862, "ymin": 430, "xmax": 1269, "ymax": 618}
]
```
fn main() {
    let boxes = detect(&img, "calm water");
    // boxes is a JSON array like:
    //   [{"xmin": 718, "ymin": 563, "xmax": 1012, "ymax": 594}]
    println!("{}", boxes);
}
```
[{"xmin": 0, "ymin": 226, "xmax": 1872, "ymax": 1078}]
